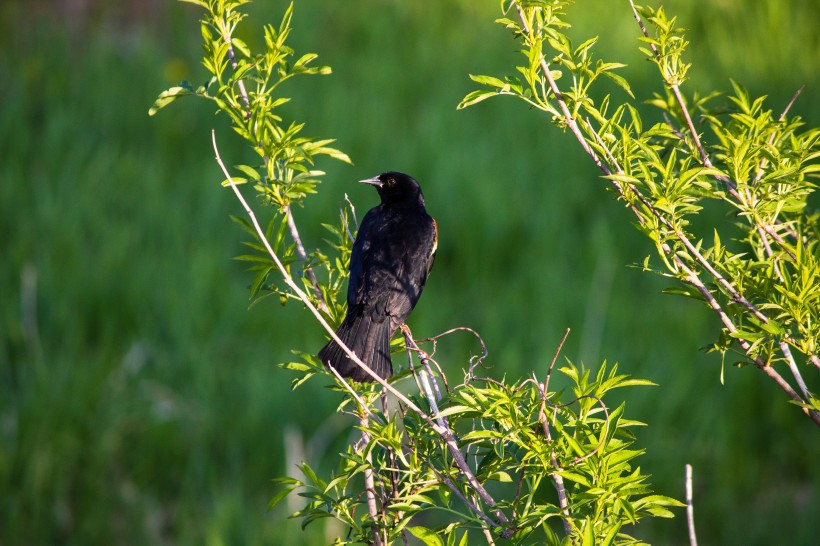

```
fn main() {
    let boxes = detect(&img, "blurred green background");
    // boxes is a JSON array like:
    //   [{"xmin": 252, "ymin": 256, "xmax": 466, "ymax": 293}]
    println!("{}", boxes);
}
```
[{"xmin": 2, "ymin": 0, "xmax": 819, "ymax": 544}]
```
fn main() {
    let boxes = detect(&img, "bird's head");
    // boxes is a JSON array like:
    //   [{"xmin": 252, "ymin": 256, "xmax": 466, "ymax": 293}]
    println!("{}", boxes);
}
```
[{"xmin": 360, "ymin": 172, "xmax": 425, "ymax": 208}]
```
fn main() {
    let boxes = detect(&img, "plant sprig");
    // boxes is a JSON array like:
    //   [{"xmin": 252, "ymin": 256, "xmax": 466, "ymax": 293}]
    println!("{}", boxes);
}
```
[{"xmin": 461, "ymin": 0, "xmax": 820, "ymax": 425}]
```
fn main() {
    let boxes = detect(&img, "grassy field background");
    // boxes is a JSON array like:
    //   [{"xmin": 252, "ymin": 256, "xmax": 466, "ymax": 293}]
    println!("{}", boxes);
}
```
[{"xmin": 2, "ymin": 0, "xmax": 819, "ymax": 544}]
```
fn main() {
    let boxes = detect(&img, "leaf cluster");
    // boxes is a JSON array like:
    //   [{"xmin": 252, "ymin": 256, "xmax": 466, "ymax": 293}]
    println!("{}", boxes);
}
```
[
  {"xmin": 150, "ymin": 0, "xmax": 354, "ymax": 316},
  {"xmin": 275, "ymin": 361, "xmax": 681, "ymax": 545},
  {"xmin": 461, "ymin": 0, "xmax": 820, "ymax": 423}
]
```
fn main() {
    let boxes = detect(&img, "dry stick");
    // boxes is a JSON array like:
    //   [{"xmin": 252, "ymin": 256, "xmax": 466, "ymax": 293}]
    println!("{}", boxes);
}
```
[
  {"xmin": 685, "ymin": 464, "xmax": 698, "ymax": 546},
  {"xmin": 538, "ymin": 328, "xmax": 573, "ymax": 537},
  {"xmin": 418, "ymin": 326, "xmax": 490, "ymax": 379},
  {"xmin": 212, "ymin": 130, "xmax": 510, "ymax": 528},
  {"xmin": 514, "ymin": 3, "xmax": 820, "ymax": 424}
]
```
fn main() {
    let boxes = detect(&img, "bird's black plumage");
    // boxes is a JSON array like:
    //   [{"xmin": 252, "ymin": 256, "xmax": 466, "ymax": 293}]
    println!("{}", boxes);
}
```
[{"xmin": 318, "ymin": 172, "xmax": 437, "ymax": 382}]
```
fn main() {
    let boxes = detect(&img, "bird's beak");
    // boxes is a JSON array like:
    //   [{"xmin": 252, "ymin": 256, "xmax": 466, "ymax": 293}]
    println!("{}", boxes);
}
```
[{"xmin": 359, "ymin": 176, "xmax": 383, "ymax": 188}]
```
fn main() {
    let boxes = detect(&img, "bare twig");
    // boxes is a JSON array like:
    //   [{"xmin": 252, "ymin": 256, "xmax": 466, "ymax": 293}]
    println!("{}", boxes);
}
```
[
  {"xmin": 403, "ymin": 326, "xmax": 446, "ymax": 401},
  {"xmin": 685, "ymin": 464, "xmax": 698, "ymax": 546},
  {"xmin": 480, "ymin": 524, "xmax": 497, "ymax": 546},
  {"xmin": 417, "ymin": 326, "xmax": 489, "ymax": 380},
  {"xmin": 538, "ymin": 328, "xmax": 572, "ymax": 536},
  {"xmin": 344, "ymin": 193, "xmax": 359, "ymax": 232},
  {"xmin": 544, "ymin": 328, "xmax": 570, "ymax": 395},
  {"xmin": 780, "ymin": 341, "xmax": 812, "ymax": 401},
  {"xmin": 756, "ymin": 225, "xmax": 784, "ymax": 281},
  {"xmin": 285, "ymin": 204, "xmax": 327, "ymax": 312}
]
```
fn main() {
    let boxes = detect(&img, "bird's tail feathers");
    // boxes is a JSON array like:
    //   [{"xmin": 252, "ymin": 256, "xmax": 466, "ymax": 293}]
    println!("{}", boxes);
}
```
[{"xmin": 318, "ymin": 314, "xmax": 393, "ymax": 382}]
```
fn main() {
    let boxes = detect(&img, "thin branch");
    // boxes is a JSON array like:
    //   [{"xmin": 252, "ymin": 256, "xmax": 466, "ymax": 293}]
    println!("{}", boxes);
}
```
[
  {"xmin": 811, "ymin": 354, "xmax": 820, "ymax": 373},
  {"xmin": 780, "ymin": 341, "xmax": 812, "ymax": 401},
  {"xmin": 403, "ymin": 325, "xmax": 446, "ymax": 402},
  {"xmin": 756, "ymin": 225, "xmax": 784, "ymax": 281},
  {"xmin": 344, "ymin": 193, "xmax": 359, "ymax": 233},
  {"xmin": 359, "ymin": 412, "xmax": 384, "ymax": 546},
  {"xmin": 759, "ymin": 222, "xmax": 798, "ymax": 261},
  {"xmin": 685, "ymin": 464, "xmax": 698, "ymax": 546},
  {"xmin": 220, "ymin": 17, "xmax": 251, "ymax": 118},
  {"xmin": 538, "ymin": 328, "xmax": 572, "ymax": 537},
  {"xmin": 544, "ymin": 328, "xmax": 571, "ymax": 395},
  {"xmin": 285, "ymin": 204, "xmax": 327, "ymax": 312},
  {"xmin": 327, "ymin": 364, "xmax": 380, "ymax": 421},
  {"xmin": 417, "ymin": 326, "xmax": 489, "ymax": 379},
  {"xmin": 430, "ymin": 466, "xmax": 498, "ymax": 530},
  {"xmin": 480, "ymin": 524, "xmax": 497, "ymax": 546}
]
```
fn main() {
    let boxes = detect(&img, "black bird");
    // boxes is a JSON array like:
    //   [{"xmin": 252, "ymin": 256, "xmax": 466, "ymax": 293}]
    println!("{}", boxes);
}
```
[{"xmin": 318, "ymin": 172, "xmax": 437, "ymax": 382}]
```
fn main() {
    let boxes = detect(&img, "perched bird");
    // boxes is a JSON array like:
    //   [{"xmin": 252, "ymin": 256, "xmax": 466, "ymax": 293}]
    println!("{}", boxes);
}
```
[{"xmin": 318, "ymin": 172, "xmax": 437, "ymax": 382}]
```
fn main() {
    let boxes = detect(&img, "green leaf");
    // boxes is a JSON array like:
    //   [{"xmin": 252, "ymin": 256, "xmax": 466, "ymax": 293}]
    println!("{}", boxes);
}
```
[
  {"xmin": 469, "ymin": 73, "xmax": 507, "ymax": 88},
  {"xmin": 235, "ymin": 164, "xmax": 262, "ymax": 180},
  {"xmin": 602, "ymin": 70, "xmax": 634, "ymax": 98},
  {"xmin": 268, "ymin": 482, "xmax": 298, "ymax": 511},
  {"xmin": 148, "ymin": 86, "xmax": 193, "ymax": 115},
  {"xmin": 406, "ymin": 526, "xmax": 444, "ymax": 546},
  {"xmin": 435, "ymin": 404, "xmax": 475, "ymax": 419},
  {"xmin": 220, "ymin": 176, "xmax": 247, "ymax": 187},
  {"xmin": 458, "ymin": 89, "xmax": 499, "ymax": 109}
]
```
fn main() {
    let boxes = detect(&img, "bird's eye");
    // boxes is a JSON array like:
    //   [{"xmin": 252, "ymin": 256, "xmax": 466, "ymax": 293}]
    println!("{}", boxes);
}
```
[{"xmin": 385, "ymin": 178, "xmax": 395, "ymax": 187}]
